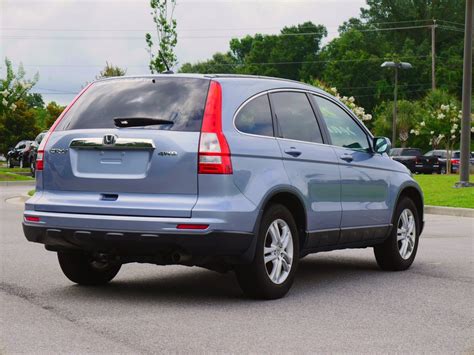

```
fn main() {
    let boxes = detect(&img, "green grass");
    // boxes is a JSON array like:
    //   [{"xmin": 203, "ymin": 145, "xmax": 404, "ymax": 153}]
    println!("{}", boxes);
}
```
[
  {"xmin": 28, "ymin": 189, "xmax": 35, "ymax": 196},
  {"xmin": 0, "ymin": 172, "xmax": 34, "ymax": 181},
  {"xmin": 414, "ymin": 174, "xmax": 474, "ymax": 209},
  {"xmin": 0, "ymin": 167, "xmax": 30, "ymax": 173}
]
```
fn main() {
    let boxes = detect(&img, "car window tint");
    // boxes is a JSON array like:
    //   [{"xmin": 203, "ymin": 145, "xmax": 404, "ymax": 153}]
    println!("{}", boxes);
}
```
[
  {"xmin": 271, "ymin": 92, "xmax": 323, "ymax": 143},
  {"xmin": 56, "ymin": 77, "xmax": 210, "ymax": 132},
  {"xmin": 402, "ymin": 149, "xmax": 421, "ymax": 156},
  {"xmin": 235, "ymin": 94, "xmax": 273, "ymax": 137},
  {"xmin": 313, "ymin": 95, "xmax": 370, "ymax": 151}
]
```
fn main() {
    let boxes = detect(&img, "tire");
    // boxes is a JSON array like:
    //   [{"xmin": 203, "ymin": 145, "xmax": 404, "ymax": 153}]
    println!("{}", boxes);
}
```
[
  {"xmin": 57, "ymin": 252, "xmax": 121, "ymax": 286},
  {"xmin": 440, "ymin": 166, "xmax": 446, "ymax": 174},
  {"xmin": 374, "ymin": 197, "xmax": 420, "ymax": 271},
  {"xmin": 235, "ymin": 204, "xmax": 299, "ymax": 299}
]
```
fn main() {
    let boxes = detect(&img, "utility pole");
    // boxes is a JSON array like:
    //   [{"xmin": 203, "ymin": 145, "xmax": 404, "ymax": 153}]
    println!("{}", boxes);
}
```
[
  {"xmin": 457, "ymin": 0, "xmax": 473, "ymax": 188},
  {"xmin": 431, "ymin": 19, "xmax": 437, "ymax": 90}
]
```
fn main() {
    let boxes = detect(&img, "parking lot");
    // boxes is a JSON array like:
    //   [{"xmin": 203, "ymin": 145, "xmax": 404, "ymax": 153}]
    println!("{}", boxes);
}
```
[{"xmin": 1, "ymin": 184, "xmax": 473, "ymax": 353}]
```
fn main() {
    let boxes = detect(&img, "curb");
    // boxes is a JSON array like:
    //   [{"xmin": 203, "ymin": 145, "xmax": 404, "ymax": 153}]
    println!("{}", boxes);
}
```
[
  {"xmin": 425, "ymin": 205, "xmax": 474, "ymax": 218},
  {"xmin": 0, "ymin": 180, "xmax": 35, "ymax": 187}
]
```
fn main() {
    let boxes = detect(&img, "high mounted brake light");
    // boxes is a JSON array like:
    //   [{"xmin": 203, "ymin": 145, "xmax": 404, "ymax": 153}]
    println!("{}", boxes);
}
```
[
  {"xmin": 198, "ymin": 81, "xmax": 233, "ymax": 174},
  {"xmin": 36, "ymin": 83, "xmax": 92, "ymax": 171}
]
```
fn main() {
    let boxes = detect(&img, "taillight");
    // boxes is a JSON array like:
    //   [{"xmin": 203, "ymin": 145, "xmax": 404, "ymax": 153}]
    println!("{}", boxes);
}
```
[
  {"xmin": 451, "ymin": 159, "xmax": 460, "ymax": 165},
  {"xmin": 198, "ymin": 81, "xmax": 232, "ymax": 174},
  {"xmin": 36, "ymin": 83, "xmax": 92, "ymax": 171}
]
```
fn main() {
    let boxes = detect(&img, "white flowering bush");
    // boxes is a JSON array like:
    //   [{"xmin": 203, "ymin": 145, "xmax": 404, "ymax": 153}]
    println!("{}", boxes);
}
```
[
  {"xmin": 309, "ymin": 79, "xmax": 372, "ymax": 121},
  {"xmin": 0, "ymin": 58, "xmax": 38, "ymax": 115},
  {"xmin": 413, "ymin": 101, "xmax": 463, "ymax": 173}
]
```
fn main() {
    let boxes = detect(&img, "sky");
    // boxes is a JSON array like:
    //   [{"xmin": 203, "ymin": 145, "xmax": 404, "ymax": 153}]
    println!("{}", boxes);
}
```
[{"xmin": 1, "ymin": 0, "xmax": 367, "ymax": 105}]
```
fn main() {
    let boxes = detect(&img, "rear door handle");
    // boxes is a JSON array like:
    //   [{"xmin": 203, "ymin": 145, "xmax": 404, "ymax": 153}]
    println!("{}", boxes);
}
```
[
  {"xmin": 340, "ymin": 154, "xmax": 353, "ymax": 162},
  {"xmin": 284, "ymin": 148, "xmax": 302, "ymax": 157}
]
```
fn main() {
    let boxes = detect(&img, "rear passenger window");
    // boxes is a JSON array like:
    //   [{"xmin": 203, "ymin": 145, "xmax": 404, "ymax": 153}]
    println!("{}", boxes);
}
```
[
  {"xmin": 271, "ymin": 92, "xmax": 323, "ymax": 143},
  {"xmin": 313, "ymin": 95, "xmax": 370, "ymax": 152},
  {"xmin": 235, "ymin": 95, "xmax": 274, "ymax": 137}
]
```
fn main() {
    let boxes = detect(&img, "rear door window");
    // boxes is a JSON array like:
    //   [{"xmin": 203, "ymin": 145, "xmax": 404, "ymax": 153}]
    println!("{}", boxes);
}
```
[
  {"xmin": 56, "ymin": 77, "xmax": 210, "ymax": 131},
  {"xmin": 235, "ymin": 94, "xmax": 274, "ymax": 137},
  {"xmin": 271, "ymin": 92, "xmax": 323, "ymax": 143}
]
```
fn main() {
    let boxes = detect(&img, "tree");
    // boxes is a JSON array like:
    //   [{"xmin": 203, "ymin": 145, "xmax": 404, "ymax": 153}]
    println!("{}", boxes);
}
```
[
  {"xmin": 411, "ymin": 90, "xmax": 463, "ymax": 173},
  {"xmin": 180, "ymin": 52, "xmax": 237, "ymax": 74},
  {"xmin": 372, "ymin": 100, "xmax": 426, "ymax": 148},
  {"xmin": 0, "ymin": 58, "xmax": 38, "ymax": 115},
  {"xmin": 145, "ymin": 0, "xmax": 177, "ymax": 73},
  {"xmin": 45, "ymin": 101, "xmax": 66, "ymax": 128},
  {"xmin": 96, "ymin": 62, "xmax": 126, "ymax": 79},
  {"xmin": 0, "ymin": 58, "xmax": 39, "ymax": 154},
  {"xmin": 0, "ymin": 100, "xmax": 39, "ymax": 155},
  {"xmin": 311, "ymin": 79, "xmax": 373, "ymax": 122}
]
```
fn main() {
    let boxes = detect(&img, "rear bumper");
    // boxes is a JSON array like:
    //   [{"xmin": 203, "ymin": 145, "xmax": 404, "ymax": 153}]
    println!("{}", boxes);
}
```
[{"xmin": 23, "ymin": 222, "xmax": 255, "ymax": 261}]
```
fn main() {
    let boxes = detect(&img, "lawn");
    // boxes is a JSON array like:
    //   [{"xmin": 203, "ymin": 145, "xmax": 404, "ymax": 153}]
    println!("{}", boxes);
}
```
[
  {"xmin": 0, "ymin": 172, "xmax": 34, "ymax": 181},
  {"xmin": 0, "ymin": 167, "xmax": 33, "ymax": 181},
  {"xmin": 414, "ymin": 174, "xmax": 474, "ymax": 209}
]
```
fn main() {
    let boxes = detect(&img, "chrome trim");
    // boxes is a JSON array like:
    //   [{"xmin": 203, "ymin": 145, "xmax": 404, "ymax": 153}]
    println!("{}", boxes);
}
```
[
  {"xmin": 232, "ymin": 88, "xmax": 374, "ymax": 148},
  {"xmin": 70, "ymin": 137, "xmax": 155, "ymax": 150}
]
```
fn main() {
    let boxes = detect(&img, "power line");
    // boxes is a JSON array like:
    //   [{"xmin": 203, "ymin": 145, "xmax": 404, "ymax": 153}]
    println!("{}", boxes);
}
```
[
  {"xmin": 3, "ymin": 24, "xmax": 438, "ymax": 41},
  {"xmin": 21, "ymin": 55, "xmax": 431, "ymax": 68},
  {"xmin": 0, "ymin": 19, "xmax": 437, "ymax": 33}
]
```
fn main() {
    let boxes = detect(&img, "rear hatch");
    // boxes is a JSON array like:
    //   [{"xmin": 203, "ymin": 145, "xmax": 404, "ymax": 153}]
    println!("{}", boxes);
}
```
[{"xmin": 37, "ymin": 77, "xmax": 210, "ymax": 217}]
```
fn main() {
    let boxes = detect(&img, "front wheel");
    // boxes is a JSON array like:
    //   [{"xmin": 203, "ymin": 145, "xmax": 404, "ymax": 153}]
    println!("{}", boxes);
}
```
[
  {"xmin": 235, "ymin": 204, "xmax": 299, "ymax": 299},
  {"xmin": 374, "ymin": 198, "xmax": 420, "ymax": 271},
  {"xmin": 58, "ymin": 252, "xmax": 121, "ymax": 285}
]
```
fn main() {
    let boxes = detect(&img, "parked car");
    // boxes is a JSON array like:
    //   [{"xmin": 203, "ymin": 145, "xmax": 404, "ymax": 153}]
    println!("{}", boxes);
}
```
[
  {"xmin": 6, "ymin": 140, "xmax": 34, "ymax": 168},
  {"xmin": 30, "ymin": 131, "xmax": 48, "ymax": 176},
  {"xmin": 23, "ymin": 75, "xmax": 424, "ymax": 299},
  {"xmin": 389, "ymin": 148, "xmax": 439, "ymax": 174},
  {"xmin": 424, "ymin": 150, "xmax": 474, "ymax": 174}
]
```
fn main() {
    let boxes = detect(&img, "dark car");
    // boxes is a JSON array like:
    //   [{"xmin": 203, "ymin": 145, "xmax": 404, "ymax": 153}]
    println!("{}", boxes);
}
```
[
  {"xmin": 424, "ymin": 150, "xmax": 474, "ymax": 174},
  {"xmin": 29, "ymin": 131, "xmax": 48, "ymax": 176},
  {"xmin": 6, "ymin": 140, "xmax": 34, "ymax": 168},
  {"xmin": 389, "ymin": 148, "xmax": 439, "ymax": 174}
]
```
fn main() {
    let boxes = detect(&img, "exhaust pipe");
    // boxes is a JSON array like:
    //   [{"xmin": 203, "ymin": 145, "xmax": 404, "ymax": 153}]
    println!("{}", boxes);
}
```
[{"xmin": 171, "ymin": 252, "xmax": 192, "ymax": 264}]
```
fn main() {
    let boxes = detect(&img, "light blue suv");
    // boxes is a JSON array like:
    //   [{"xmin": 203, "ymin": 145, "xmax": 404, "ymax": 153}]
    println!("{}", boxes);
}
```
[{"xmin": 23, "ymin": 75, "xmax": 424, "ymax": 299}]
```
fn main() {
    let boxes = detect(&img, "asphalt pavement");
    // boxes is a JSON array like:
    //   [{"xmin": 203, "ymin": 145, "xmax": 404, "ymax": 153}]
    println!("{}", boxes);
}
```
[{"xmin": 1, "ymin": 184, "xmax": 473, "ymax": 353}]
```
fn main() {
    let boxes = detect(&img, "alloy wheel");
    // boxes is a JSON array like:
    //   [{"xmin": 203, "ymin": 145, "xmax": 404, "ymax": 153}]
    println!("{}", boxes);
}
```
[
  {"xmin": 397, "ymin": 209, "xmax": 416, "ymax": 260},
  {"xmin": 263, "ymin": 219, "xmax": 293, "ymax": 284}
]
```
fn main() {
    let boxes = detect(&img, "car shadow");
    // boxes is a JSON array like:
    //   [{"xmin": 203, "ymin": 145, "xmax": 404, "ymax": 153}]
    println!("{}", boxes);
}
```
[{"xmin": 50, "ymin": 253, "xmax": 382, "ymax": 304}]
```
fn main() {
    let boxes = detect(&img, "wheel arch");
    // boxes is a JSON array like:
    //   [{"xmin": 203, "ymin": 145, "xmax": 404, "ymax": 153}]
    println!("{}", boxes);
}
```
[
  {"xmin": 394, "ymin": 184, "xmax": 424, "ymax": 234},
  {"xmin": 255, "ymin": 187, "xmax": 308, "ymax": 252}
]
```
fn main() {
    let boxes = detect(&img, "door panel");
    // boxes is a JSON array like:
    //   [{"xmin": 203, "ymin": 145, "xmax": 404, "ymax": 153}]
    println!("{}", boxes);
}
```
[
  {"xmin": 270, "ymin": 91, "xmax": 342, "ymax": 238},
  {"xmin": 312, "ymin": 94, "xmax": 392, "ymax": 230}
]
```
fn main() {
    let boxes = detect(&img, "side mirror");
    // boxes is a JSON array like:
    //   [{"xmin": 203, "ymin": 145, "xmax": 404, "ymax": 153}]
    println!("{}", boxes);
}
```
[{"xmin": 373, "ymin": 137, "xmax": 391, "ymax": 154}]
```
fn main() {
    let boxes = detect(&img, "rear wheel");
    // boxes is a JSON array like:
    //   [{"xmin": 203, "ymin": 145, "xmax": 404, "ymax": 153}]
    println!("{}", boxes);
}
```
[
  {"xmin": 235, "ymin": 204, "xmax": 299, "ymax": 299},
  {"xmin": 374, "ymin": 198, "xmax": 420, "ymax": 271},
  {"xmin": 57, "ymin": 252, "xmax": 121, "ymax": 285}
]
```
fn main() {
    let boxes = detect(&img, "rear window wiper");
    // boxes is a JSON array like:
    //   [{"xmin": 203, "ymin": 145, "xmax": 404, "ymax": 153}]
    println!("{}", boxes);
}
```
[{"xmin": 113, "ymin": 117, "xmax": 174, "ymax": 128}]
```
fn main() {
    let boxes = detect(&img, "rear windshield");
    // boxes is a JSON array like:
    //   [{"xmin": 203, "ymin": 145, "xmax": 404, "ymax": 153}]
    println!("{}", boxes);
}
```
[
  {"xmin": 401, "ymin": 149, "xmax": 421, "ymax": 156},
  {"xmin": 56, "ymin": 77, "xmax": 210, "ymax": 131}
]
